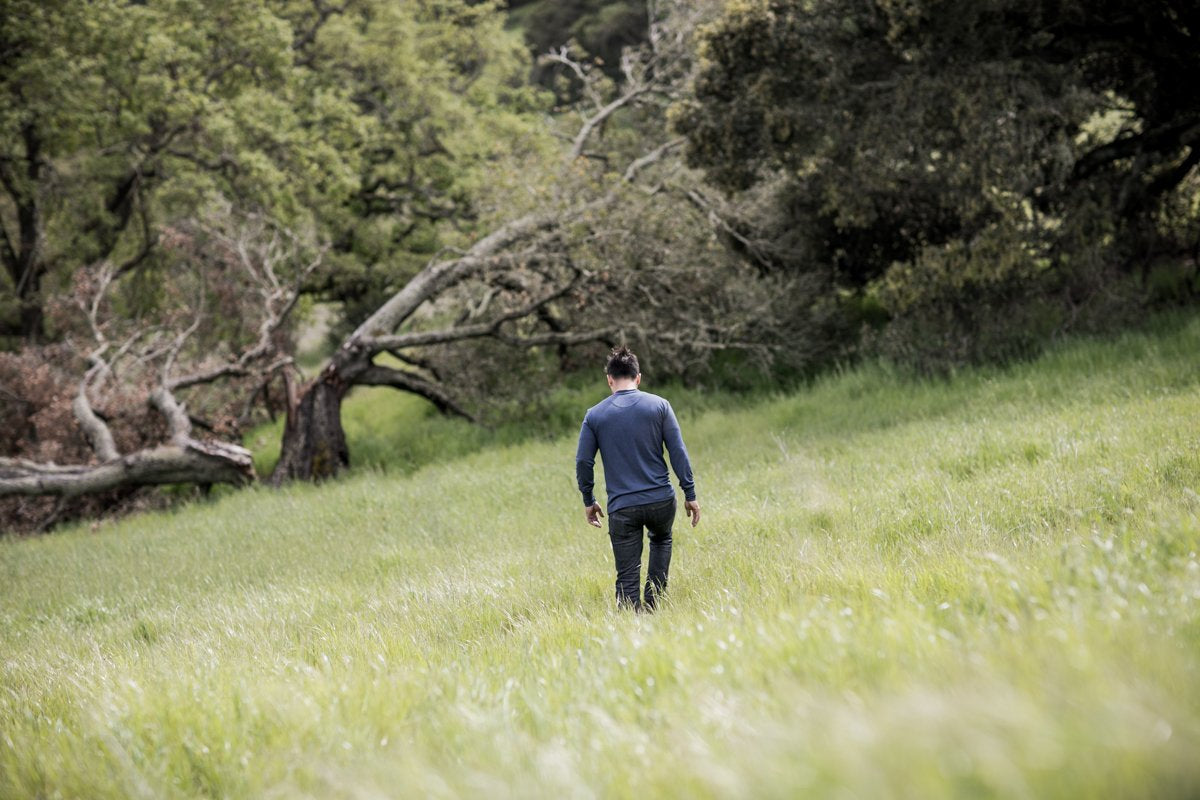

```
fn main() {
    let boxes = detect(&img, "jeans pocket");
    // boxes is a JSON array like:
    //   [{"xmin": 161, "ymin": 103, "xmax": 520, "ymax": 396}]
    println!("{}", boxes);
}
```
[
  {"xmin": 608, "ymin": 511, "xmax": 634, "ymax": 539},
  {"xmin": 647, "ymin": 498, "xmax": 676, "ymax": 531}
]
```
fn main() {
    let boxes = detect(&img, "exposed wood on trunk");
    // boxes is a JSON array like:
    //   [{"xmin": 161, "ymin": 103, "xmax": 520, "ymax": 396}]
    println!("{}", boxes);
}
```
[{"xmin": 0, "ymin": 442, "xmax": 253, "ymax": 498}]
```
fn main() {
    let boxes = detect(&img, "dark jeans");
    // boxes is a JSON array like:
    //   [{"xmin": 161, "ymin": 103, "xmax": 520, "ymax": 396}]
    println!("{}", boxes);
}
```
[{"xmin": 608, "ymin": 497, "xmax": 675, "ymax": 611}]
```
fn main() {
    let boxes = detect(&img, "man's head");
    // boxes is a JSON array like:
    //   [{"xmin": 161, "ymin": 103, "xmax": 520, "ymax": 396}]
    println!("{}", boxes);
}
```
[{"xmin": 605, "ymin": 345, "xmax": 641, "ymax": 392}]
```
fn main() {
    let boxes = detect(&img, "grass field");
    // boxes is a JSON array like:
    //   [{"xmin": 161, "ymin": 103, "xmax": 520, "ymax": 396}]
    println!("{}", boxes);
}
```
[{"xmin": 3, "ymin": 314, "xmax": 1200, "ymax": 798}]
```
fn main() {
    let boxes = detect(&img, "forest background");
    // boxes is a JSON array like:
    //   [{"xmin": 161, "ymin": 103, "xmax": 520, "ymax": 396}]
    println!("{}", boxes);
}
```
[{"xmin": 1, "ymin": 0, "xmax": 1199, "ymax": 531}]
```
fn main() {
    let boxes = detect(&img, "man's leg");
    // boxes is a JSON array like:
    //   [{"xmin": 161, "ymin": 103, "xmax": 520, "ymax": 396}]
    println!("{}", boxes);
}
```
[
  {"xmin": 643, "ymin": 498, "xmax": 675, "ymax": 611},
  {"xmin": 608, "ymin": 508, "xmax": 644, "ymax": 610}
]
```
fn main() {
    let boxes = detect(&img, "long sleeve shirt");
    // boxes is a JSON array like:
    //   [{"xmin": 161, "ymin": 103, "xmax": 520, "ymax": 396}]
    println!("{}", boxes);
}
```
[{"xmin": 575, "ymin": 388, "xmax": 696, "ymax": 513}]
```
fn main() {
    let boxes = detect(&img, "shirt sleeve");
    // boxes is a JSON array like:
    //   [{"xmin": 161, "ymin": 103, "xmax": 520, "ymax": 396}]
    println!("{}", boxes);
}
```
[
  {"xmin": 575, "ymin": 415, "xmax": 599, "ymax": 506},
  {"xmin": 662, "ymin": 401, "xmax": 696, "ymax": 501}
]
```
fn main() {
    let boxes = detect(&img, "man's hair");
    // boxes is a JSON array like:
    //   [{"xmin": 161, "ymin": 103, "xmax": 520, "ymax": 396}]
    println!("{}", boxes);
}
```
[{"xmin": 605, "ymin": 345, "xmax": 640, "ymax": 380}]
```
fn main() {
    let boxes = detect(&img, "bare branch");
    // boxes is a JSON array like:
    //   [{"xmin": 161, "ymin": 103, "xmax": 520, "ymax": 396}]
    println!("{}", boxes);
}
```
[
  {"xmin": 361, "ymin": 270, "xmax": 588, "ymax": 353},
  {"xmin": 67, "ymin": 264, "xmax": 124, "ymax": 462},
  {"xmin": 385, "ymin": 349, "xmax": 443, "ymax": 381},
  {"xmin": 623, "ymin": 137, "xmax": 685, "ymax": 183},
  {"xmin": 678, "ymin": 185, "xmax": 778, "ymax": 271},
  {"xmin": 347, "ymin": 106, "xmax": 690, "ymax": 352},
  {"xmin": 235, "ymin": 357, "xmax": 294, "ymax": 428},
  {"xmin": 161, "ymin": 312, "xmax": 203, "ymax": 388},
  {"xmin": 498, "ymin": 327, "xmax": 618, "ymax": 347},
  {"xmin": 570, "ymin": 87, "xmax": 648, "ymax": 160},
  {"xmin": 169, "ymin": 215, "xmax": 324, "ymax": 392},
  {"xmin": 149, "ymin": 386, "xmax": 192, "ymax": 442},
  {"xmin": 349, "ymin": 204, "xmax": 597, "ymax": 342},
  {"xmin": 72, "ymin": 369, "xmax": 120, "ymax": 462},
  {"xmin": 76, "ymin": 262, "xmax": 117, "ymax": 348},
  {"xmin": 540, "ymin": 47, "xmax": 606, "ymax": 110}
]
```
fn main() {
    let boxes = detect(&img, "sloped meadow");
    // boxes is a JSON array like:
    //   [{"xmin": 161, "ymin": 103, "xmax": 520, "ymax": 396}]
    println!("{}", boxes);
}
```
[{"xmin": 3, "ymin": 315, "xmax": 1199, "ymax": 798}]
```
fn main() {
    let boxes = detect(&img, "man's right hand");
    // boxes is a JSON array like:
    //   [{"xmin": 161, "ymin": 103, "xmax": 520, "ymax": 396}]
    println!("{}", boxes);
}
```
[
  {"xmin": 585, "ymin": 503, "xmax": 605, "ymax": 528},
  {"xmin": 685, "ymin": 499, "xmax": 701, "ymax": 527}
]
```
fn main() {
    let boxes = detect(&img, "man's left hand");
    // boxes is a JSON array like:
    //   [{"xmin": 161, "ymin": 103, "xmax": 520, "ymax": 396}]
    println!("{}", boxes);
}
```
[{"xmin": 585, "ymin": 503, "xmax": 605, "ymax": 528}]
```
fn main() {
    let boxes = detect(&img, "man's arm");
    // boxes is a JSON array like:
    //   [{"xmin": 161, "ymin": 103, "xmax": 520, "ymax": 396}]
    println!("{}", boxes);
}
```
[
  {"xmin": 662, "ymin": 402, "xmax": 695, "ymax": 500},
  {"xmin": 663, "ymin": 402, "xmax": 700, "ymax": 526},
  {"xmin": 575, "ymin": 417, "xmax": 604, "ymax": 527}
]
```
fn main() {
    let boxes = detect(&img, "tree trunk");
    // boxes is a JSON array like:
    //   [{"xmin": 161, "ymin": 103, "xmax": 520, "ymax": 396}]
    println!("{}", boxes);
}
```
[
  {"xmin": 0, "ymin": 440, "xmax": 254, "ymax": 498},
  {"xmin": 270, "ymin": 371, "xmax": 352, "ymax": 485},
  {"xmin": 19, "ymin": 298, "xmax": 44, "ymax": 341}
]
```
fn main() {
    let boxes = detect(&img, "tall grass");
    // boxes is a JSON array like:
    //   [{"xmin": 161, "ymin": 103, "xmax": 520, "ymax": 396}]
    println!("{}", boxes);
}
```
[{"xmin": 2, "ymin": 314, "xmax": 1199, "ymax": 798}]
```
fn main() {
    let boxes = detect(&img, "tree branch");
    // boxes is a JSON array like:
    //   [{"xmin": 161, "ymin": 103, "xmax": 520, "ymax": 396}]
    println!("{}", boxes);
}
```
[
  {"xmin": 356, "ymin": 365, "xmax": 476, "ymax": 421},
  {"xmin": 678, "ymin": 185, "xmax": 777, "ymax": 272},
  {"xmin": 149, "ymin": 386, "xmax": 192, "ymax": 442},
  {"xmin": 386, "ymin": 349, "xmax": 443, "ymax": 381},
  {"xmin": 623, "ymin": 137, "xmax": 684, "ymax": 183},
  {"xmin": 540, "ymin": 47, "xmax": 606, "ymax": 110},
  {"xmin": 1072, "ymin": 116, "xmax": 1200, "ymax": 182},
  {"xmin": 1142, "ymin": 145, "xmax": 1200, "ymax": 204},
  {"xmin": 72, "ymin": 367, "xmax": 120, "ymax": 463},
  {"xmin": 168, "ymin": 215, "xmax": 322, "ymax": 391},
  {"xmin": 291, "ymin": 0, "xmax": 350, "ymax": 63},
  {"xmin": 0, "ymin": 443, "xmax": 253, "ymax": 498},
  {"xmin": 360, "ymin": 269, "xmax": 588, "ymax": 353},
  {"xmin": 348, "ymin": 206, "xmax": 593, "ymax": 342},
  {"xmin": 570, "ymin": 87, "xmax": 649, "ymax": 160}
]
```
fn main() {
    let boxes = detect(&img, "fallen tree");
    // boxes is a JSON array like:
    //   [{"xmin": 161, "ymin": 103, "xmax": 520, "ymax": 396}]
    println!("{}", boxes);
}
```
[
  {"xmin": 270, "ymin": 179, "xmax": 641, "ymax": 483},
  {"xmin": 0, "ymin": 207, "xmax": 318, "ymax": 524},
  {"xmin": 2, "ymin": 0, "xmax": 792, "ymax": 527},
  {"xmin": 270, "ymin": 0, "xmax": 720, "ymax": 483}
]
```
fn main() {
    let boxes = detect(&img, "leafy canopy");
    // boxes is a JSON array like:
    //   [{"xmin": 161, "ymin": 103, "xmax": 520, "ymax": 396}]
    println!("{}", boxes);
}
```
[
  {"xmin": 0, "ymin": 0, "xmax": 551, "ymax": 340},
  {"xmin": 677, "ymin": 1, "xmax": 1200, "ymax": 361}
]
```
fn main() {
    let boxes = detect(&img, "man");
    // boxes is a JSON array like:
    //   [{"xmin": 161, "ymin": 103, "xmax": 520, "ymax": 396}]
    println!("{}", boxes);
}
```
[{"xmin": 575, "ymin": 345, "xmax": 700, "ymax": 611}]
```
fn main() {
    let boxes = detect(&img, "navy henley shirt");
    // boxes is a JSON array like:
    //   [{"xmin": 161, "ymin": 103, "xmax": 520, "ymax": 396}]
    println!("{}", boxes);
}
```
[{"xmin": 575, "ymin": 388, "xmax": 696, "ymax": 513}]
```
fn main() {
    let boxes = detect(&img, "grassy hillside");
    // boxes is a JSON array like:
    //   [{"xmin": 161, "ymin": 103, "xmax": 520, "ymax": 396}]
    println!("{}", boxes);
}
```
[{"xmin": 3, "ymin": 315, "xmax": 1199, "ymax": 798}]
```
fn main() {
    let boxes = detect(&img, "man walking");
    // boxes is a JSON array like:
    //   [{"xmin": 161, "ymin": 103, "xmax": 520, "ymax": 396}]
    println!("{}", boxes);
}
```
[{"xmin": 575, "ymin": 346, "xmax": 700, "ymax": 611}]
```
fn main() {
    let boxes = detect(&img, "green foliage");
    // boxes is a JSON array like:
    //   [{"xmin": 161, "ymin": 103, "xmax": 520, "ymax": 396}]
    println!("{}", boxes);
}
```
[
  {"xmin": 2, "ymin": 311, "xmax": 1200, "ymax": 796},
  {"xmin": 0, "ymin": 0, "xmax": 552, "ymax": 340},
  {"xmin": 677, "ymin": 0, "xmax": 1200, "ymax": 369},
  {"xmin": 507, "ymin": 0, "xmax": 648, "ymax": 90},
  {"xmin": 291, "ymin": 0, "xmax": 554, "ymax": 330},
  {"xmin": 1, "ymin": 0, "xmax": 303, "ymax": 337}
]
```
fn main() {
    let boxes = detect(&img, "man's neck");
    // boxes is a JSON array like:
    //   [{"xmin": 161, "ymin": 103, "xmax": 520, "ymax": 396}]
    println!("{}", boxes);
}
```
[{"xmin": 610, "ymin": 380, "xmax": 639, "ymax": 393}]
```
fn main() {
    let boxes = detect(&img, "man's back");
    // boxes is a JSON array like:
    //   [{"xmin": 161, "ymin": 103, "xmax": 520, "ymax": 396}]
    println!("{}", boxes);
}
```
[
  {"xmin": 575, "ymin": 346, "xmax": 699, "ymax": 611},
  {"xmin": 575, "ymin": 388, "xmax": 695, "ymax": 513}
]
